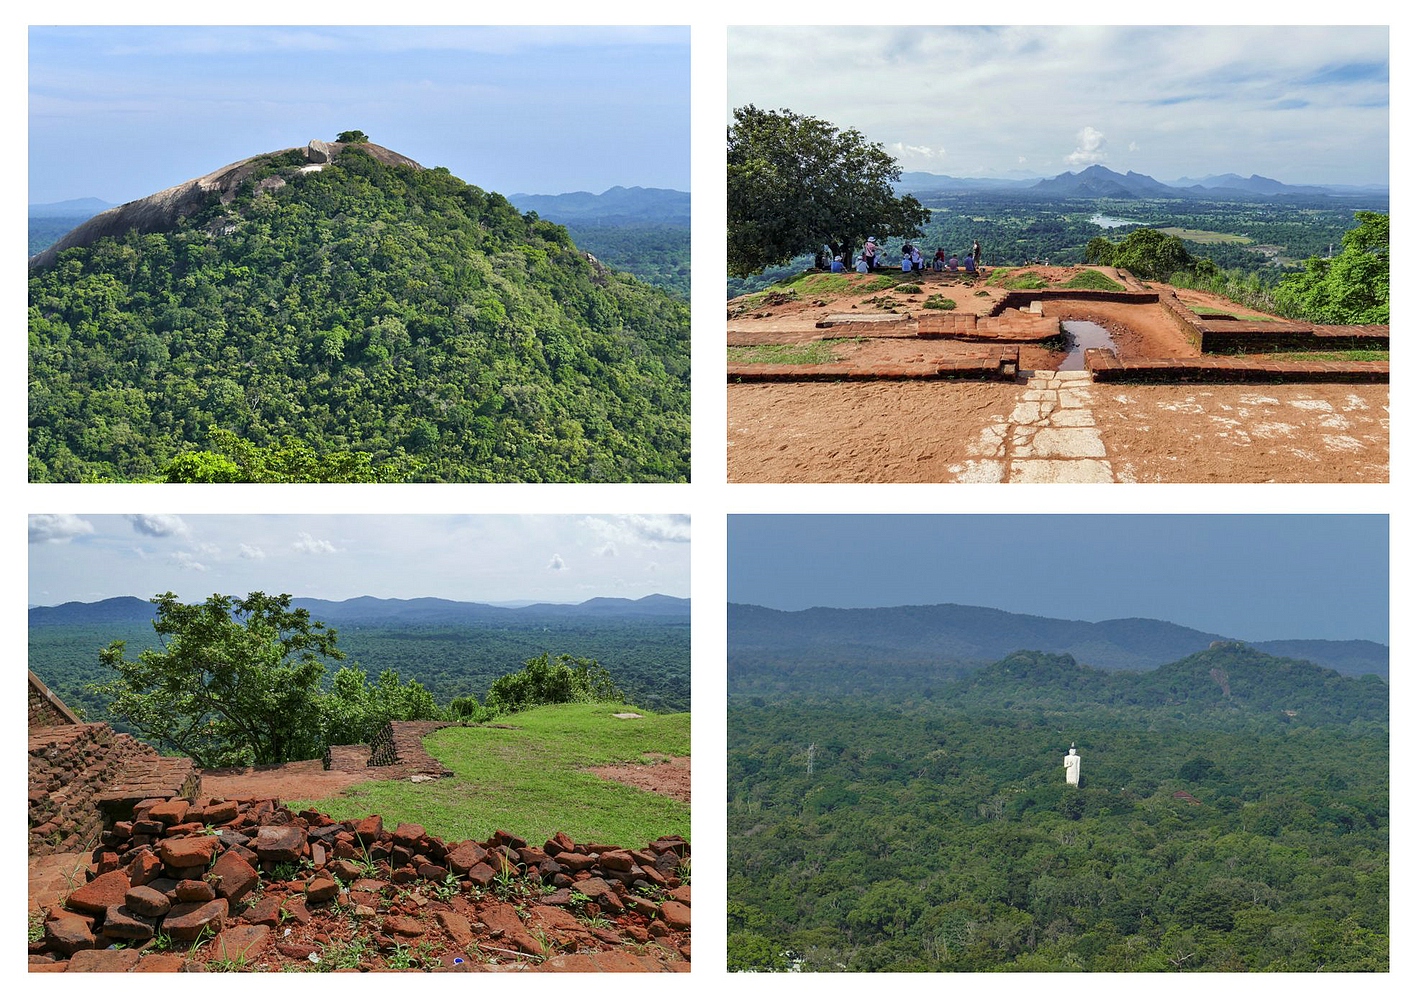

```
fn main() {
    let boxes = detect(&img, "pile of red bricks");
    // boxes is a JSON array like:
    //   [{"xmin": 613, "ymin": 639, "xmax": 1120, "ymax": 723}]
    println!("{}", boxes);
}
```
[
  {"xmin": 30, "ymin": 794, "xmax": 690, "ymax": 973},
  {"xmin": 28, "ymin": 724, "xmax": 197, "ymax": 858}
]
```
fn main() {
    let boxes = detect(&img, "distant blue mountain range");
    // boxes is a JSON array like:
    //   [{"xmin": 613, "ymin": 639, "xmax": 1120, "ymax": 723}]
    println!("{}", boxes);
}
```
[
  {"xmin": 29, "ymin": 593, "xmax": 690, "ymax": 628},
  {"xmin": 507, "ymin": 186, "xmax": 689, "ymax": 226},
  {"xmin": 898, "ymin": 165, "xmax": 1388, "ymax": 201}
]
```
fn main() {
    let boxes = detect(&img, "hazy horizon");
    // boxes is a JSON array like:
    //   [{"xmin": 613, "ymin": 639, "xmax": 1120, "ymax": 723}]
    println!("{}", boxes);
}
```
[
  {"xmin": 29, "ymin": 514, "xmax": 691, "ymax": 607},
  {"xmin": 728, "ymin": 515, "xmax": 1388, "ymax": 644}
]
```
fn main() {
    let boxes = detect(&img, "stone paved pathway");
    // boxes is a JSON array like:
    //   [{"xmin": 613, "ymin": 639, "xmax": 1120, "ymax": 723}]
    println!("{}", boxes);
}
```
[{"xmin": 952, "ymin": 370, "xmax": 1116, "ymax": 483}]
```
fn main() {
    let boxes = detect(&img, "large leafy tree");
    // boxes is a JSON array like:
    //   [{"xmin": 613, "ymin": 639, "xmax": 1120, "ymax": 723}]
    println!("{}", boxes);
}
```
[
  {"xmin": 1275, "ymin": 211, "xmax": 1388, "ymax": 324},
  {"xmin": 94, "ymin": 592, "xmax": 344, "ymax": 766},
  {"xmin": 727, "ymin": 105, "xmax": 930, "ymax": 277}
]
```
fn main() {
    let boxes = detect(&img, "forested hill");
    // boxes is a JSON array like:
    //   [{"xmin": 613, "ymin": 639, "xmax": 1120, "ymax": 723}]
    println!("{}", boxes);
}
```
[
  {"xmin": 956, "ymin": 647, "xmax": 1387, "ymax": 725},
  {"xmin": 727, "ymin": 602, "xmax": 1388, "ymax": 683},
  {"xmin": 28, "ymin": 140, "xmax": 689, "ymax": 483}
]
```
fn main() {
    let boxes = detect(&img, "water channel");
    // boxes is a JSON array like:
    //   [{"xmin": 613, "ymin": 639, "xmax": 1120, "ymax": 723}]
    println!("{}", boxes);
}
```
[{"xmin": 1059, "ymin": 320, "xmax": 1119, "ymax": 371}]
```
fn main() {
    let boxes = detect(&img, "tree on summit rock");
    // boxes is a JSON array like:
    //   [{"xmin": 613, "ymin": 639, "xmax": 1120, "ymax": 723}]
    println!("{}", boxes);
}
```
[
  {"xmin": 728, "ymin": 105, "xmax": 930, "ymax": 277},
  {"xmin": 336, "ymin": 129, "xmax": 369, "ymax": 143}
]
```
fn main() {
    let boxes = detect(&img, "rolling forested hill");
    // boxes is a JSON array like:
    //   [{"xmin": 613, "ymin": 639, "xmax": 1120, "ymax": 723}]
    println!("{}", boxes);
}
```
[
  {"xmin": 727, "ymin": 602, "xmax": 1389, "ymax": 691},
  {"xmin": 28, "ymin": 141, "xmax": 689, "ymax": 483},
  {"xmin": 729, "ymin": 644, "xmax": 1388, "ymax": 972}
]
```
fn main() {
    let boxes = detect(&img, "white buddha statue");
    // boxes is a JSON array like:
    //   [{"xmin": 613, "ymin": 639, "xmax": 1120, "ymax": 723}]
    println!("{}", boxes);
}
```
[{"xmin": 1064, "ymin": 744, "xmax": 1081, "ymax": 786}]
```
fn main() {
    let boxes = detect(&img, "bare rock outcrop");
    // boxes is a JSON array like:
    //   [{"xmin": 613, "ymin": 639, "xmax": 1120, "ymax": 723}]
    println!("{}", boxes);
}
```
[{"xmin": 29, "ymin": 140, "xmax": 424, "ymax": 271}]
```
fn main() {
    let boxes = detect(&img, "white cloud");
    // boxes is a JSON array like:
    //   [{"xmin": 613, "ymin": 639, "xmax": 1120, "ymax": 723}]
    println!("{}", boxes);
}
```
[
  {"xmin": 600, "ymin": 544, "xmax": 617, "ymax": 558},
  {"xmin": 580, "ymin": 514, "xmax": 691, "ymax": 548},
  {"xmin": 292, "ymin": 532, "xmax": 337, "ymax": 555},
  {"xmin": 888, "ymin": 142, "xmax": 946, "ymax": 162},
  {"xmin": 1065, "ymin": 126, "xmax": 1108, "ymax": 166},
  {"xmin": 548, "ymin": 553, "xmax": 566, "ymax": 571},
  {"xmin": 29, "ymin": 514, "xmax": 95, "ymax": 544},
  {"xmin": 128, "ymin": 514, "xmax": 189, "ymax": 537},
  {"xmin": 239, "ymin": 544, "xmax": 266, "ymax": 560},
  {"xmin": 172, "ymin": 551, "xmax": 208, "ymax": 572},
  {"xmin": 1128, "ymin": 141, "xmax": 1140, "ymax": 152}
]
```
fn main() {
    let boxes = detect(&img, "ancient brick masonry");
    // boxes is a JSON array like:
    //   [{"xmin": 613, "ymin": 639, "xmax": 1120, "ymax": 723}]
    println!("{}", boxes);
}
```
[
  {"xmin": 30, "ymin": 795, "xmax": 690, "ymax": 973},
  {"xmin": 28, "ymin": 724, "xmax": 197, "ymax": 858}
]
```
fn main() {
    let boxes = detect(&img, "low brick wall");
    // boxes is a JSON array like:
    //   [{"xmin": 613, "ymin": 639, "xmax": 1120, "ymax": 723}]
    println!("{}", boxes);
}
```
[
  {"xmin": 29, "ymin": 724, "xmax": 197, "ymax": 857},
  {"xmin": 362, "ymin": 720, "xmax": 456, "ymax": 776},
  {"xmin": 1085, "ymin": 349, "xmax": 1389, "ymax": 384},
  {"xmin": 1193, "ymin": 320, "xmax": 1389, "ymax": 354},
  {"xmin": 728, "ymin": 348, "xmax": 1018, "ymax": 382},
  {"xmin": 989, "ymin": 289, "xmax": 1160, "ymax": 316}
]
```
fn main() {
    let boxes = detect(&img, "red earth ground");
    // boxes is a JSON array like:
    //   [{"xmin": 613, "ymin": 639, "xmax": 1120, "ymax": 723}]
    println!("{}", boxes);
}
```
[{"xmin": 726, "ymin": 268, "xmax": 1388, "ymax": 483}]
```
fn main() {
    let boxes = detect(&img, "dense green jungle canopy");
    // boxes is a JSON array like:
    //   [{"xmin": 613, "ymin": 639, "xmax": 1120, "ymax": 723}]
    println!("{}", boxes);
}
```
[
  {"xmin": 728, "ymin": 647, "xmax": 1388, "ymax": 972},
  {"xmin": 32, "ymin": 615, "xmax": 690, "ymax": 725},
  {"xmin": 28, "ymin": 148, "xmax": 689, "ymax": 482}
]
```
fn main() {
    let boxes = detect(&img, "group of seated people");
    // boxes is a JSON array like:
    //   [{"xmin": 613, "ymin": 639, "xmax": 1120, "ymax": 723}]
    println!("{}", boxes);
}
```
[{"xmin": 825, "ymin": 239, "xmax": 982, "ymax": 276}]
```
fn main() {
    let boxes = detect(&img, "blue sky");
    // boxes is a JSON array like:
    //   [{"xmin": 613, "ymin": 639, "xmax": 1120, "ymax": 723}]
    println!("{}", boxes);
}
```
[
  {"xmin": 29, "ymin": 514, "xmax": 691, "ymax": 606},
  {"xmin": 729, "ymin": 26, "xmax": 1389, "ymax": 186},
  {"xmin": 728, "ymin": 515, "xmax": 1388, "ymax": 644},
  {"xmin": 29, "ymin": 26, "xmax": 690, "ymax": 205}
]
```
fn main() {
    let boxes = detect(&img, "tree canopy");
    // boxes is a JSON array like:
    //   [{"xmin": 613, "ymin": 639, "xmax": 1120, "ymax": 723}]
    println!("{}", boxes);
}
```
[
  {"xmin": 95, "ymin": 592, "xmax": 344, "ymax": 767},
  {"xmin": 727, "ymin": 105, "xmax": 930, "ymax": 277},
  {"xmin": 481, "ymin": 652, "xmax": 624, "ymax": 715},
  {"xmin": 92, "ymin": 591, "xmax": 444, "ymax": 766},
  {"xmin": 336, "ymin": 130, "xmax": 369, "ymax": 143},
  {"xmin": 1083, "ymin": 227, "xmax": 1213, "ymax": 281},
  {"xmin": 1274, "ymin": 211, "xmax": 1389, "ymax": 324}
]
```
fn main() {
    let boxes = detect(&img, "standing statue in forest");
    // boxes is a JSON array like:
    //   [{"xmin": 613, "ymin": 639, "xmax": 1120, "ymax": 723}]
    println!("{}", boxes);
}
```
[{"xmin": 1064, "ymin": 744, "xmax": 1081, "ymax": 786}]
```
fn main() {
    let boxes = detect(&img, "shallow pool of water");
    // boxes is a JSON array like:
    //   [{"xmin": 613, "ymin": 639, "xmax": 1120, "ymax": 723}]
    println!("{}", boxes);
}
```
[
  {"xmin": 1059, "ymin": 320, "xmax": 1118, "ymax": 371},
  {"xmin": 1089, "ymin": 213, "xmax": 1137, "ymax": 229}
]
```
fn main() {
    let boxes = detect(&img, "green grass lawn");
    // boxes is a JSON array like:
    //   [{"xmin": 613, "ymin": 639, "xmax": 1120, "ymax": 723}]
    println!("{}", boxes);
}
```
[
  {"xmin": 291, "ymin": 702, "xmax": 690, "ymax": 848},
  {"xmin": 727, "ymin": 339, "xmax": 855, "ymax": 365}
]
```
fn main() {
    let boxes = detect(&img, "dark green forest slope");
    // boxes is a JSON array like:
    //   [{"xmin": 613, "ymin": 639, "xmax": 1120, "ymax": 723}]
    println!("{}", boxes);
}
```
[
  {"xmin": 729, "ymin": 647, "xmax": 1388, "ymax": 972},
  {"xmin": 28, "ymin": 146, "xmax": 689, "ymax": 482}
]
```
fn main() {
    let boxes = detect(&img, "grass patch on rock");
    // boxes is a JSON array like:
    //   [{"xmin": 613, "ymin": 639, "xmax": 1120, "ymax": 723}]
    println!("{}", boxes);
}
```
[
  {"xmin": 728, "ymin": 339, "xmax": 857, "ymax": 365},
  {"xmin": 1059, "ymin": 270, "xmax": 1124, "ymax": 292},
  {"xmin": 1264, "ymin": 349, "xmax": 1389, "ymax": 362},
  {"xmin": 1190, "ymin": 305, "xmax": 1279, "ymax": 322},
  {"xmin": 291, "ymin": 702, "xmax": 690, "ymax": 847}
]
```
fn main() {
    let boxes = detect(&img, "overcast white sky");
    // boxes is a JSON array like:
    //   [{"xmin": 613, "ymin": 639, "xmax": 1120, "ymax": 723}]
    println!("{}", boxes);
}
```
[
  {"xmin": 28, "ymin": 514, "xmax": 690, "ymax": 607},
  {"xmin": 728, "ymin": 25, "xmax": 1389, "ymax": 186}
]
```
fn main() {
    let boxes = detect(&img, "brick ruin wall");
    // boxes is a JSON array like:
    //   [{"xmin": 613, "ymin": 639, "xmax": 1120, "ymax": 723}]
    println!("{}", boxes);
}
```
[
  {"xmin": 29, "ymin": 724, "xmax": 172, "ymax": 857},
  {"xmin": 29, "ymin": 670, "xmax": 82, "ymax": 728}
]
